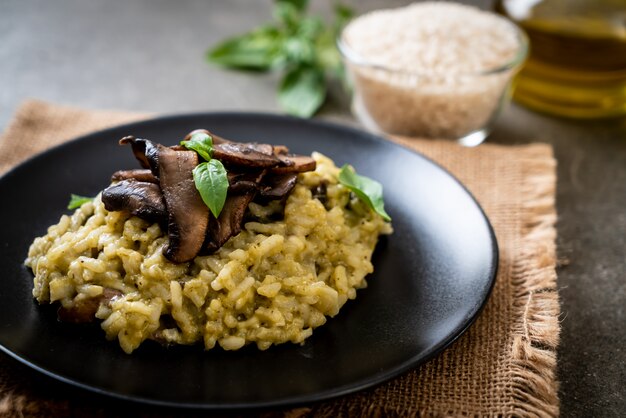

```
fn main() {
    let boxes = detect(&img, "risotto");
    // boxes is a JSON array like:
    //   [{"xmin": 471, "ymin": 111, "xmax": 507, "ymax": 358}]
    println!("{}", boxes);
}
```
[{"xmin": 25, "ymin": 153, "xmax": 392, "ymax": 353}]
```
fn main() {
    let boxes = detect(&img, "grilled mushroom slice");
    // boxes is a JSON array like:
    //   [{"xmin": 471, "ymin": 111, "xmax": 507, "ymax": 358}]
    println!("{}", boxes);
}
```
[
  {"xmin": 258, "ymin": 173, "xmax": 298, "ymax": 201},
  {"xmin": 119, "ymin": 136, "xmax": 160, "ymax": 173},
  {"xmin": 271, "ymin": 154, "xmax": 316, "ymax": 174},
  {"xmin": 158, "ymin": 146, "xmax": 209, "ymax": 263},
  {"xmin": 111, "ymin": 169, "xmax": 158, "ymax": 184},
  {"xmin": 111, "ymin": 132, "xmax": 318, "ymax": 261},
  {"xmin": 212, "ymin": 142, "xmax": 282, "ymax": 168},
  {"xmin": 203, "ymin": 191, "xmax": 256, "ymax": 253},
  {"xmin": 227, "ymin": 170, "xmax": 266, "ymax": 195},
  {"xmin": 199, "ymin": 170, "xmax": 267, "ymax": 251},
  {"xmin": 102, "ymin": 179, "xmax": 166, "ymax": 224}
]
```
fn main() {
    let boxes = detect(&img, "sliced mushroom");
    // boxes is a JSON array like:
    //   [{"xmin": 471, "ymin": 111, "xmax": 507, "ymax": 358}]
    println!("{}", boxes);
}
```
[
  {"xmin": 102, "ymin": 179, "xmax": 167, "ymax": 224},
  {"xmin": 158, "ymin": 146, "xmax": 209, "ymax": 263},
  {"xmin": 271, "ymin": 154, "xmax": 316, "ymax": 174},
  {"xmin": 203, "ymin": 191, "xmax": 256, "ymax": 253},
  {"xmin": 311, "ymin": 180, "xmax": 328, "ymax": 205},
  {"xmin": 111, "ymin": 169, "xmax": 158, "ymax": 184},
  {"xmin": 258, "ymin": 173, "xmax": 298, "ymax": 201},
  {"xmin": 227, "ymin": 170, "xmax": 266, "ymax": 195},
  {"xmin": 213, "ymin": 142, "xmax": 282, "ymax": 168},
  {"xmin": 119, "ymin": 136, "xmax": 160, "ymax": 174},
  {"xmin": 112, "ymin": 131, "xmax": 318, "ymax": 261},
  {"xmin": 273, "ymin": 145, "xmax": 289, "ymax": 156},
  {"xmin": 202, "ymin": 170, "xmax": 267, "ymax": 252}
]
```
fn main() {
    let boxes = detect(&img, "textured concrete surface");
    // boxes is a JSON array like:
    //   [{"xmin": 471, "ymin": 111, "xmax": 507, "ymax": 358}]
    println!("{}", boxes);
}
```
[{"xmin": 1, "ymin": 1, "xmax": 625, "ymax": 416}]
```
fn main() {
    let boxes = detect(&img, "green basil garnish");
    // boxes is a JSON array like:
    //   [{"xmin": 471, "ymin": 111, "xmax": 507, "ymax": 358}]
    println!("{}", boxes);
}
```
[
  {"xmin": 182, "ymin": 132, "xmax": 229, "ymax": 218},
  {"xmin": 67, "ymin": 194, "xmax": 94, "ymax": 210},
  {"xmin": 192, "ymin": 159, "xmax": 229, "ymax": 219},
  {"xmin": 338, "ymin": 165, "xmax": 391, "ymax": 222},
  {"xmin": 180, "ymin": 132, "xmax": 213, "ymax": 161}
]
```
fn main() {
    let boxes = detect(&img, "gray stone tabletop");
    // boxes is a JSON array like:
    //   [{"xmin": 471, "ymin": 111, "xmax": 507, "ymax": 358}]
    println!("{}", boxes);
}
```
[{"xmin": 1, "ymin": 0, "xmax": 625, "ymax": 416}]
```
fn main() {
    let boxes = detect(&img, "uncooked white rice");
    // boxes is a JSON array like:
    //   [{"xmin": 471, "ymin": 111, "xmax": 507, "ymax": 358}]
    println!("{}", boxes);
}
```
[
  {"xmin": 25, "ymin": 153, "xmax": 392, "ymax": 354},
  {"xmin": 341, "ymin": 2, "xmax": 523, "ymax": 138}
]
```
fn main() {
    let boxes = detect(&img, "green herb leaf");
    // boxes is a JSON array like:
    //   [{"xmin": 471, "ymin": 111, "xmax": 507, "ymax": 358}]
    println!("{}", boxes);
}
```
[
  {"xmin": 207, "ymin": 1, "xmax": 354, "ymax": 117},
  {"xmin": 277, "ymin": 0, "xmax": 308, "ymax": 13},
  {"xmin": 334, "ymin": 3, "xmax": 354, "ymax": 28},
  {"xmin": 278, "ymin": 65, "xmax": 326, "ymax": 118},
  {"xmin": 338, "ymin": 165, "xmax": 391, "ymax": 222},
  {"xmin": 67, "ymin": 194, "xmax": 94, "ymax": 210},
  {"xmin": 297, "ymin": 16, "xmax": 323, "ymax": 40},
  {"xmin": 181, "ymin": 132, "xmax": 213, "ymax": 161},
  {"xmin": 315, "ymin": 28, "xmax": 342, "ymax": 74},
  {"xmin": 192, "ymin": 160, "xmax": 229, "ymax": 218},
  {"xmin": 283, "ymin": 37, "xmax": 315, "ymax": 66},
  {"xmin": 207, "ymin": 26, "xmax": 284, "ymax": 71},
  {"xmin": 325, "ymin": 3, "xmax": 354, "ymax": 82},
  {"xmin": 273, "ymin": 1, "xmax": 304, "ymax": 31}
]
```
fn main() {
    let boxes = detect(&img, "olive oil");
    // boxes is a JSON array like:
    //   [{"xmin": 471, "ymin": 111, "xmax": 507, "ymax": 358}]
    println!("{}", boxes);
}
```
[{"xmin": 495, "ymin": 0, "xmax": 626, "ymax": 118}]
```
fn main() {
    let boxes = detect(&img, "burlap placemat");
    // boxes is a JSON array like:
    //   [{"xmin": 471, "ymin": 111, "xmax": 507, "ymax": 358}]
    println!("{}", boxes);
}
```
[{"xmin": 0, "ymin": 100, "xmax": 560, "ymax": 417}]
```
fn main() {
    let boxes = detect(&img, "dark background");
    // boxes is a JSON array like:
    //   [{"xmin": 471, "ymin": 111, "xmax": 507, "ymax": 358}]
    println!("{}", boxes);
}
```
[{"xmin": 1, "ymin": 0, "xmax": 625, "ymax": 416}]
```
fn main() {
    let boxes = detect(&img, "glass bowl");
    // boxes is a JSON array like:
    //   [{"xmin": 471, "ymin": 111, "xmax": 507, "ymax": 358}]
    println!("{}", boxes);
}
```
[{"xmin": 338, "ymin": 15, "xmax": 528, "ymax": 146}]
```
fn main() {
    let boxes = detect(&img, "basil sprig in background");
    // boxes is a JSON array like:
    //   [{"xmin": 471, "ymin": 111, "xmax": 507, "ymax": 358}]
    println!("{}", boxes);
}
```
[{"xmin": 207, "ymin": 0, "xmax": 353, "ymax": 118}]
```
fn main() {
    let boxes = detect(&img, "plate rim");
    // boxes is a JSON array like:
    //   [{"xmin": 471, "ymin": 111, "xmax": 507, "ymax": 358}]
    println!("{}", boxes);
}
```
[{"xmin": 0, "ymin": 111, "xmax": 499, "ymax": 409}]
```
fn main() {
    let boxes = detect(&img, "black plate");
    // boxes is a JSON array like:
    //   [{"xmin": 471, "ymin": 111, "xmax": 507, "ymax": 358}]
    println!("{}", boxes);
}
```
[{"xmin": 0, "ymin": 113, "xmax": 497, "ymax": 409}]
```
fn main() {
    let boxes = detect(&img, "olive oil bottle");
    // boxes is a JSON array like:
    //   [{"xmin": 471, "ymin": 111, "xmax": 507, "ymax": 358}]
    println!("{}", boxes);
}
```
[{"xmin": 495, "ymin": 0, "xmax": 626, "ymax": 118}]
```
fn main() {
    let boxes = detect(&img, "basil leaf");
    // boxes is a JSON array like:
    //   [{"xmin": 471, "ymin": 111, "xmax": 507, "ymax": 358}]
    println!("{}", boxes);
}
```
[
  {"xmin": 192, "ymin": 160, "xmax": 229, "ymax": 218},
  {"xmin": 278, "ymin": 65, "xmax": 326, "ymax": 118},
  {"xmin": 330, "ymin": 4, "xmax": 354, "ymax": 84},
  {"xmin": 277, "ymin": 0, "xmax": 308, "ymax": 13},
  {"xmin": 315, "ymin": 28, "xmax": 342, "ymax": 75},
  {"xmin": 67, "ymin": 194, "xmax": 94, "ymax": 210},
  {"xmin": 181, "ymin": 132, "xmax": 213, "ymax": 161},
  {"xmin": 334, "ymin": 3, "xmax": 354, "ymax": 28},
  {"xmin": 283, "ymin": 37, "xmax": 315, "ymax": 66},
  {"xmin": 207, "ymin": 1, "xmax": 354, "ymax": 118},
  {"xmin": 297, "ymin": 16, "xmax": 323, "ymax": 40},
  {"xmin": 273, "ymin": 1, "xmax": 303, "ymax": 31},
  {"xmin": 338, "ymin": 165, "xmax": 391, "ymax": 222},
  {"xmin": 207, "ymin": 26, "xmax": 284, "ymax": 71}
]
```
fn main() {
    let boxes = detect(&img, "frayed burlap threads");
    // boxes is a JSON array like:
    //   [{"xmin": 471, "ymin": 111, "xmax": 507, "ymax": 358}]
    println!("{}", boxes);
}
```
[
  {"xmin": 0, "ymin": 101, "xmax": 560, "ymax": 417},
  {"xmin": 508, "ymin": 151, "xmax": 560, "ymax": 418}
]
